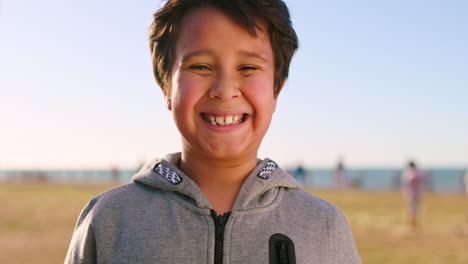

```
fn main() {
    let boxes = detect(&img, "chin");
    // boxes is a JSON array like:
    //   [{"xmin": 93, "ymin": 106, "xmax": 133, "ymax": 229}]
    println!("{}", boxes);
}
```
[{"xmin": 203, "ymin": 144, "xmax": 254, "ymax": 161}]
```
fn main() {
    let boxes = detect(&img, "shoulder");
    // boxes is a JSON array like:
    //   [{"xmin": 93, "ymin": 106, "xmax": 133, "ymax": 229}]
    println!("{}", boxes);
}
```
[
  {"xmin": 282, "ymin": 189, "xmax": 360, "ymax": 262},
  {"xmin": 281, "ymin": 188, "xmax": 343, "ymax": 220},
  {"xmin": 83, "ymin": 182, "xmax": 165, "ymax": 219},
  {"xmin": 92, "ymin": 182, "xmax": 149, "ymax": 203},
  {"xmin": 283, "ymin": 188, "xmax": 337, "ymax": 209}
]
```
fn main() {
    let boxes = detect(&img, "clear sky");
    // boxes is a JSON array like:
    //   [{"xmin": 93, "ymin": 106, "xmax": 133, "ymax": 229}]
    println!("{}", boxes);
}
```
[{"xmin": 1, "ymin": 0, "xmax": 467, "ymax": 169}]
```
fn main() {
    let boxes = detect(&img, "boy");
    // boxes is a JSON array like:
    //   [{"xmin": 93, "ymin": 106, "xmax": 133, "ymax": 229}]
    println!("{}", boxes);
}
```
[{"xmin": 65, "ymin": 0, "xmax": 361, "ymax": 263}]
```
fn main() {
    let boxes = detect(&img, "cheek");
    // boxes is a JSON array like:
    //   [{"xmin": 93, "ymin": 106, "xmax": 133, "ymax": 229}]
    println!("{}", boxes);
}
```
[
  {"xmin": 172, "ymin": 76, "xmax": 202, "ymax": 105},
  {"xmin": 243, "ymin": 76, "xmax": 276, "ymax": 112},
  {"xmin": 171, "ymin": 76, "xmax": 208, "ymax": 126}
]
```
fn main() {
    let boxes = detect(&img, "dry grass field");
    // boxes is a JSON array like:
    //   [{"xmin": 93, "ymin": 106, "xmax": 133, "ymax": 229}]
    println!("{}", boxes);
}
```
[
  {"xmin": 310, "ymin": 189, "xmax": 468, "ymax": 264},
  {"xmin": 1, "ymin": 183, "xmax": 467, "ymax": 263}
]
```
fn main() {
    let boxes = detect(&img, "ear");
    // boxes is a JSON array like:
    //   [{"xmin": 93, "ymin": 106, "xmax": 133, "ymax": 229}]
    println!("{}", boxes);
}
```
[
  {"xmin": 272, "ymin": 95, "xmax": 278, "ymax": 113},
  {"xmin": 164, "ymin": 94, "xmax": 172, "ymax": 111},
  {"xmin": 161, "ymin": 85, "xmax": 172, "ymax": 111},
  {"xmin": 272, "ymin": 80, "xmax": 286, "ymax": 112}
]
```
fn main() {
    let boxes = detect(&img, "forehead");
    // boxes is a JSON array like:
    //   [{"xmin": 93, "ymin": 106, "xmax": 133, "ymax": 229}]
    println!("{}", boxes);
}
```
[{"xmin": 174, "ymin": 7, "xmax": 272, "ymax": 59}]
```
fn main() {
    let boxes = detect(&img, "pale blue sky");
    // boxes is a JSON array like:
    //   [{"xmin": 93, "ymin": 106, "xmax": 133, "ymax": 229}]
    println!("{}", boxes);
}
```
[{"xmin": 1, "ymin": 0, "xmax": 467, "ymax": 169}]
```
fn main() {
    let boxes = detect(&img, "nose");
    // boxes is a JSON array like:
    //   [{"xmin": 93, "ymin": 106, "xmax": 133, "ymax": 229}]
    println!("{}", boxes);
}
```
[{"xmin": 208, "ymin": 72, "xmax": 241, "ymax": 100}]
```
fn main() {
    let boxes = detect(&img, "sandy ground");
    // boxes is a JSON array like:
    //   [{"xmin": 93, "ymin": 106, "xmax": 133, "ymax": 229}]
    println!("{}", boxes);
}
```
[{"xmin": 1, "ymin": 183, "xmax": 467, "ymax": 264}]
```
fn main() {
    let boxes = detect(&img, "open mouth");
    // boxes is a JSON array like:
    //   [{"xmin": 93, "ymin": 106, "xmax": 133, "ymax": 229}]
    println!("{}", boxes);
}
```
[{"xmin": 200, "ymin": 113, "xmax": 248, "ymax": 126}]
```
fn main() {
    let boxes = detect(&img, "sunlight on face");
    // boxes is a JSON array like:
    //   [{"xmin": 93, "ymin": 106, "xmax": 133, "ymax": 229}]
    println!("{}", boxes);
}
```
[{"xmin": 168, "ymin": 7, "xmax": 277, "ymax": 162}]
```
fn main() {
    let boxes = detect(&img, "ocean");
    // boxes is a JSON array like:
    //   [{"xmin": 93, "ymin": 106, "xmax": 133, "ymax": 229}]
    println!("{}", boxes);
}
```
[
  {"xmin": 288, "ymin": 168, "xmax": 467, "ymax": 193},
  {"xmin": 1, "ymin": 167, "xmax": 466, "ymax": 193}
]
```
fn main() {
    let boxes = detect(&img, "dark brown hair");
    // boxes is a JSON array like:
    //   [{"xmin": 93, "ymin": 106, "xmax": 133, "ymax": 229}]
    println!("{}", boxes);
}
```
[{"xmin": 149, "ymin": 0, "xmax": 299, "ymax": 96}]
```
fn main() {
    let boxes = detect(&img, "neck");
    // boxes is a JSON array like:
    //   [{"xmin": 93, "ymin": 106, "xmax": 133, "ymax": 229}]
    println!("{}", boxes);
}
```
[{"xmin": 178, "ymin": 151, "xmax": 258, "ymax": 215}]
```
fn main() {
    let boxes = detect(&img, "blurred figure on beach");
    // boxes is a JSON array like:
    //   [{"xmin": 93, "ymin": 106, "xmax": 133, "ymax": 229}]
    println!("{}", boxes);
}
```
[
  {"xmin": 464, "ymin": 170, "xmax": 468, "ymax": 195},
  {"xmin": 110, "ymin": 166, "xmax": 120, "ymax": 182},
  {"xmin": 401, "ymin": 160, "xmax": 426, "ymax": 231},
  {"xmin": 293, "ymin": 163, "xmax": 306, "ymax": 184},
  {"xmin": 334, "ymin": 159, "xmax": 346, "ymax": 189}
]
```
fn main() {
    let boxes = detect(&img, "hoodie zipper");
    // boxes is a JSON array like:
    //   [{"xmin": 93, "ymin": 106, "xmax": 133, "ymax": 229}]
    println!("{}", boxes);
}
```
[
  {"xmin": 211, "ymin": 210, "xmax": 231, "ymax": 264},
  {"xmin": 269, "ymin": 233, "xmax": 296, "ymax": 264},
  {"xmin": 276, "ymin": 240, "xmax": 290, "ymax": 264}
]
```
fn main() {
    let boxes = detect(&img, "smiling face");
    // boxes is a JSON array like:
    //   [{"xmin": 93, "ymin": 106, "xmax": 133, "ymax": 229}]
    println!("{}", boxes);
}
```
[{"xmin": 166, "ymin": 7, "xmax": 279, "ymax": 163}]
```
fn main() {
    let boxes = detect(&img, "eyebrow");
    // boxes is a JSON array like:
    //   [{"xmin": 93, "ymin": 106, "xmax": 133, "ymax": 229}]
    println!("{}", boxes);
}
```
[
  {"xmin": 180, "ymin": 49, "xmax": 268, "ymax": 64},
  {"xmin": 237, "ymin": 50, "xmax": 268, "ymax": 62},
  {"xmin": 180, "ymin": 50, "xmax": 214, "ymax": 64}
]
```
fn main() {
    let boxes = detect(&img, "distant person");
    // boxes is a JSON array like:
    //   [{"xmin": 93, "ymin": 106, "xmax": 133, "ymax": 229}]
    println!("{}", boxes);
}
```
[
  {"xmin": 293, "ymin": 163, "xmax": 306, "ymax": 184},
  {"xmin": 334, "ymin": 160, "xmax": 347, "ymax": 189},
  {"xmin": 111, "ymin": 166, "xmax": 120, "ymax": 182},
  {"xmin": 401, "ymin": 161, "xmax": 426, "ymax": 231},
  {"xmin": 463, "ymin": 172, "xmax": 468, "ymax": 236},
  {"xmin": 464, "ymin": 170, "xmax": 468, "ymax": 195}
]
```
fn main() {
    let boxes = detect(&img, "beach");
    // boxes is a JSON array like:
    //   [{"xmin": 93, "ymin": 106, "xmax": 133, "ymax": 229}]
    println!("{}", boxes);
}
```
[{"xmin": 1, "ymin": 183, "xmax": 467, "ymax": 263}]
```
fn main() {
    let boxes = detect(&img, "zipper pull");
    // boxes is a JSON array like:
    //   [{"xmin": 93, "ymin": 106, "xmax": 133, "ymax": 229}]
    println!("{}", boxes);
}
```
[
  {"xmin": 211, "ymin": 210, "xmax": 230, "ymax": 237},
  {"xmin": 269, "ymin": 233, "xmax": 296, "ymax": 264},
  {"xmin": 277, "ymin": 241, "xmax": 289, "ymax": 264}
]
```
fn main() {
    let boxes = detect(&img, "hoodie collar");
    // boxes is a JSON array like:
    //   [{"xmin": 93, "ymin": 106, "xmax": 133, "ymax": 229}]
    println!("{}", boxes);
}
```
[{"xmin": 132, "ymin": 153, "xmax": 302, "ymax": 211}]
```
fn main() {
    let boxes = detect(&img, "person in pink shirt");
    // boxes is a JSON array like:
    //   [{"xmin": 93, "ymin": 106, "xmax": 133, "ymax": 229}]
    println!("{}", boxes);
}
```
[
  {"xmin": 464, "ymin": 170, "xmax": 468, "ymax": 195},
  {"xmin": 402, "ymin": 160, "xmax": 425, "ymax": 231}
]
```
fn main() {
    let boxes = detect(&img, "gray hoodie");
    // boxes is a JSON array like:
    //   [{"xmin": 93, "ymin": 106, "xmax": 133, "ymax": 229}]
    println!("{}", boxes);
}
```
[{"xmin": 65, "ymin": 153, "xmax": 360, "ymax": 264}]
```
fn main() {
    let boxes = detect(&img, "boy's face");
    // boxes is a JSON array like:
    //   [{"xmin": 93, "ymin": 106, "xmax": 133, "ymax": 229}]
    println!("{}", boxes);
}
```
[{"xmin": 166, "ymin": 7, "xmax": 279, "ymax": 162}]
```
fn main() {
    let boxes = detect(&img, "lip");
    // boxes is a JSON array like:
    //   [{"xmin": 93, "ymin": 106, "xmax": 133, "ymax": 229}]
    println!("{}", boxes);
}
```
[{"xmin": 201, "ymin": 111, "xmax": 247, "ymax": 117}]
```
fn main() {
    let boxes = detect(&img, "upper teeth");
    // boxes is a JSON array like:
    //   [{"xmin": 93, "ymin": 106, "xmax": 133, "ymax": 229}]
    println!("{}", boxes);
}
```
[
  {"xmin": 206, "ymin": 114, "xmax": 244, "ymax": 126},
  {"xmin": 215, "ymin": 116, "xmax": 225, "ymax": 125}
]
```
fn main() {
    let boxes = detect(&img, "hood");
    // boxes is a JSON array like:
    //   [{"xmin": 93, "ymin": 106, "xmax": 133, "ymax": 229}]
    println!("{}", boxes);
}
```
[{"xmin": 132, "ymin": 153, "xmax": 302, "ymax": 211}]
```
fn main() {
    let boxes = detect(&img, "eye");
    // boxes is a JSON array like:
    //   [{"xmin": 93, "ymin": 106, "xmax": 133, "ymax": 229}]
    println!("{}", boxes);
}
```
[
  {"xmin": 189, "ymin": 64, "xmax": 211, "ymax": 71},
  {"xmin": 238, "ymin": 65, "xmax": 258, "ymax": 71}
]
